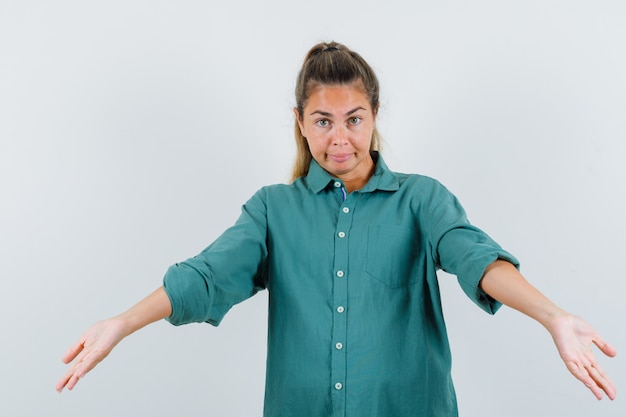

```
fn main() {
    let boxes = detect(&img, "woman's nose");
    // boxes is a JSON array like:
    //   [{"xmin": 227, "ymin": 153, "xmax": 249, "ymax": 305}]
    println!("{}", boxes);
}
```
[{"xmin": 332, "ymin": 126, "xmax": 348, "ymax": 146}]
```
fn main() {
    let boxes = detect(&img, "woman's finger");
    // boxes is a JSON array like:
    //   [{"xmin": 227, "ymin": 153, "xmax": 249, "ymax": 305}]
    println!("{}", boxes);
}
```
[
  {"xmin": 61, "ymin": 338, "xmax": 87, "ymax": 364},
  {"xmin": 587, "ymin": 362, "xmax": 617, "ymax": 400},
  {"xmin": 56, "ymin": 339, "xmax": 96, "ymax": 392},
  {"xmin": 593, "ymin": 335, "xmax": 618, "ymax": 358}
]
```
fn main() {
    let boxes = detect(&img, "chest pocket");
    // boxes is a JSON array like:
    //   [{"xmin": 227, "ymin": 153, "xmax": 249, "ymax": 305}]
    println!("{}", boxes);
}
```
[{"xmin": 365, "ymin": 224, "xmax": 419, "ymax": 288}]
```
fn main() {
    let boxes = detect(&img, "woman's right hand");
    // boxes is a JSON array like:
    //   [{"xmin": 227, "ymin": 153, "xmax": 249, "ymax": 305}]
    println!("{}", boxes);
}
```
[
  {"xmin": 56, "ymin": 287, "xmax": 172, "ymax": 392},
  {"xmin": 56, "ymin": 317, "xmax": 129, "ymax": 392}
]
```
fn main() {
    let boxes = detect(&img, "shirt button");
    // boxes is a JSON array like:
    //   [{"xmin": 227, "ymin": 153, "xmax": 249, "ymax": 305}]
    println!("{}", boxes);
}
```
[
  {"xmin": 335, "ymin": 382, "xmax": 343, "ymax": 390},
  {"xmin": 336, "ymin": 270, "xmax": 344, "ymax": 278},
  {"xmin": 335, "ymin": 342, "xmax": 343, "ymax": 350},
  {"xmin": 334, "ymin": 181, "xmax": 342, "ymax": 188},
  {"xmin": 342, "ymin": 207, "xmax": 350, "ymax": 213},
  {"xmin": 337, "ymin": 306, "xmax": 345, "ymax": 313},
  {"xmin": 338, "ymin": 231, "xmax": 345, "ymax": 238}
]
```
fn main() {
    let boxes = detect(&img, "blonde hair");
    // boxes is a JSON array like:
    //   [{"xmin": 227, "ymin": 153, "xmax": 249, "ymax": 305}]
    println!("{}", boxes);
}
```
[{"xmin": 291, "ymin": 41, "xmax": 382, "ymax": 181}]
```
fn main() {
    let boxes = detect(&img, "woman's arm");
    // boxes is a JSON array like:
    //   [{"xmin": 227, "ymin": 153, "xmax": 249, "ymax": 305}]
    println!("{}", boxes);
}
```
[
  {"xmin": 480, "ymin": 260, "xmax": 617, "ymax": 400},
  {"xmin": 56, "ymin": 286, "xmax": 172, "ymax": 392}
]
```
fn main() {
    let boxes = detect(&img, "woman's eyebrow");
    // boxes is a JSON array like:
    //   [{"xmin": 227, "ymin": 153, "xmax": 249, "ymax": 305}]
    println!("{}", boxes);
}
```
[
  {"xmin": 345, "ymin": 106, "xmax": 366, "ymax": 116},
  {"xmin": 310, "ymin": 110, "xmax": 332, "ymax": 117},
  {"xmin": 309, "ymin": 107, "xmax": 367, "ymax": 117}
]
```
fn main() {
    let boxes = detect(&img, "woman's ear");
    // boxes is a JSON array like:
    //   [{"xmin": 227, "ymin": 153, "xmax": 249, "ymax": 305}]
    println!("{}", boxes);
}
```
[{"xmin": 293, "ymin": 108, "xmax": 305, "ymax": 136}]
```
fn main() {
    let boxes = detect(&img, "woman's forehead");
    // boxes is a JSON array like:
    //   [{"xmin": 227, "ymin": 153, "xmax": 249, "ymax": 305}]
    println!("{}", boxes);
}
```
[
  {"xmin": 307, "ymin": 79, "xmax": 366, "ymax": 95},
  {"xmin": 304, "ymin": 83, "xmax": 370, "ymax": 111}
]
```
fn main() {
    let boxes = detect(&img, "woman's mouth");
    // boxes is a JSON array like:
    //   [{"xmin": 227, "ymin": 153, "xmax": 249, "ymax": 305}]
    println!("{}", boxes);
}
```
[{"xmin": 328, "ymin": 153, "xmax": 352, "ymax": 163}]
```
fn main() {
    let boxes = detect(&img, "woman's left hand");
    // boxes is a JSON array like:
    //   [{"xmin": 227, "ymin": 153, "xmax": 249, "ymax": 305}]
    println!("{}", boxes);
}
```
[{"xmin": 549, "ymin": 314, "xmax": 617, "ymax": 400}]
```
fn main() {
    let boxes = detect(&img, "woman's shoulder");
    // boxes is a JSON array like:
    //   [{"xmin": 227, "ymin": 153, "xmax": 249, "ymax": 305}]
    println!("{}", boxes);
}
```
[
  {"xmin": 245, "ymin": 180, "xmax": 307, "ymax": 203},
  {"xmin": 259, "ymin": 180, "xmax": 305, "ymax": 194},
  {"xmin": 387, "ymin": 170, "xmax": 461, "ymax": 211},
  {"xmin": 393, "ymin": 170, "xmax": 446, "ymax": 191}
]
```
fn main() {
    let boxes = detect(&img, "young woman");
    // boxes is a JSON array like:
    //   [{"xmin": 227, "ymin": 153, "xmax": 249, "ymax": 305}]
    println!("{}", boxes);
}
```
[{"xmin": 57, "ymin": 41, "xmax": 616, "ymax": 417}]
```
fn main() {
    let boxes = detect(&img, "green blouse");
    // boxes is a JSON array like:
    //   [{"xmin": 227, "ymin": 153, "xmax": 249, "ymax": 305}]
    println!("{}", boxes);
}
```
[{"xmin": 163, "ymin": 153, "xmax": 518, "ymax": 417}]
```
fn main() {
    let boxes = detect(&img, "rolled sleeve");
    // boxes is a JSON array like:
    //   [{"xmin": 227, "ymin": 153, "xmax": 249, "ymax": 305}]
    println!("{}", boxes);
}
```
[
  {"xmin": 164, "ymin": 260, "xmax": 217, "ymax": 325},
  {"xmin": 428, "ymin": 183, "xmax": 520, "ymax": 314},
  {"xmin": 438, "ymin": 224, "xmax": 519, "ymax": 314},
  {"xmin": 163, "ymin": 190, "xmax": 269, "ymax": 326}
]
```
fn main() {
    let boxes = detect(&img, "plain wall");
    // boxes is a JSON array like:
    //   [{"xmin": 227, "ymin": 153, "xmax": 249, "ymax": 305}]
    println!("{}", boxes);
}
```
[{"xmin": 1, "ymin": 1, "xmax": 624, "ymax": 416}]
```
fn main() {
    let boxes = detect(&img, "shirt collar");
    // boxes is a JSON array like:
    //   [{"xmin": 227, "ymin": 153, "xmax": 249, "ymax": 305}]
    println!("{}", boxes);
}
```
[{"xmin": 306, "ymin": 151, "xmax": 400, "ymax": 194}]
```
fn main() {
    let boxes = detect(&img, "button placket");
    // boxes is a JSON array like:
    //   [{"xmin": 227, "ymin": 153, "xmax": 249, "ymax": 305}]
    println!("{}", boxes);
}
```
[{"xmin": 330, "ymin": 197, "xmax": 354, "ymax": 412}]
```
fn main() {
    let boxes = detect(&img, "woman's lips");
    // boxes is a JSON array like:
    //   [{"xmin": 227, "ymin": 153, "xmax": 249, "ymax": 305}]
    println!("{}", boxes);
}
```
[{"xmin": 328, "ymin": 153, "xmax": 352, "ymax": 163}]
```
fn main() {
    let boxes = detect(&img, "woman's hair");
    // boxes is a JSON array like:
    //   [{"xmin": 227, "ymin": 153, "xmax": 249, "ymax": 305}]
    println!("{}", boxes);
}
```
[{"xmin": 290, "ymin": 41, "xmax": 382, "ymax": 181}]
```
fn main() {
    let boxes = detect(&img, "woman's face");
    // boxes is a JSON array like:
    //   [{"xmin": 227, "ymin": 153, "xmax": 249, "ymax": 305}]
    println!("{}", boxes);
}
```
[{"xmin": 296, "ymin": 82, "xmax": 376, "ymax": 186}]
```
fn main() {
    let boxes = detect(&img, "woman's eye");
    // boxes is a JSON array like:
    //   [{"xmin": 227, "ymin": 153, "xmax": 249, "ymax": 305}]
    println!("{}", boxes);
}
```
[
  {"xmin": 316, "ymin": 119, "xmax": 329, "ymax": 127},
  {"xmin": 348, "ymin": 117, "xmax": 361, "ymax": 125}
]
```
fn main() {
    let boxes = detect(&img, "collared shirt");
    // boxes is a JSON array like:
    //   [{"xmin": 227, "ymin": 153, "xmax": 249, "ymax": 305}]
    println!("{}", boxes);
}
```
[{"xmin": 163, "ymin": 153, "xmax": 518, "ymax": 417}]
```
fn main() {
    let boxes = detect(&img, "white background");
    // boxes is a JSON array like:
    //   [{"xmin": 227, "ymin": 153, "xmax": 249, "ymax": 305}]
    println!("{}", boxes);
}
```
[{"xmin": 1, "ymin": 1, "xmax": 624, "ymax": 416}]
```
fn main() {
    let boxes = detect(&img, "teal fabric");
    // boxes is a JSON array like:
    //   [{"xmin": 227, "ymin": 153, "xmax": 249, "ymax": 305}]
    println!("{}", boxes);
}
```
[{"xmin": 163, "ymin": 152, "xmax": 519, "ymax": 417}]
